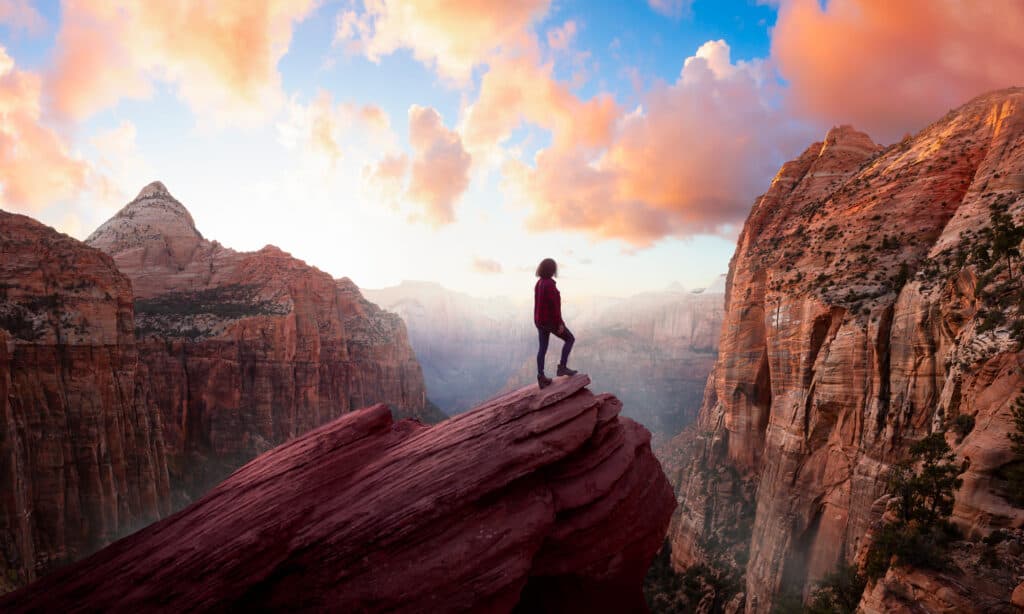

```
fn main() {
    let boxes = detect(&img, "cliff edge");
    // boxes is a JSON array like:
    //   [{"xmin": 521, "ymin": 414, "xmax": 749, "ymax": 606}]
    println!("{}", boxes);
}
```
[{"xmin": 1, "ymin": 374, "xmax": 676, "ymax": 613}]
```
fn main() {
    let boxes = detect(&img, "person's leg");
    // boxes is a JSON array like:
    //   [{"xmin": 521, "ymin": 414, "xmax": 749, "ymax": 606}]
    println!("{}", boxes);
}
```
[
  {"xmin": 556, "ymin": 326, "xmax": 575, "ymax": 368},
  {"xmin": 537, "ymin": 325, "xmax": 551, "ymax": 375}
]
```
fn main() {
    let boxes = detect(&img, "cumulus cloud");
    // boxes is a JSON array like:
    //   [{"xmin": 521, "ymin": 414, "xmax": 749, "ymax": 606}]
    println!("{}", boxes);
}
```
[
  {"xmin": 499, "ymin": 40, "xmax": 812, "ymax": 245},
  {"xmin": 334, "ymin": 0, "xmax": 550, "ymax": 82},
  {"xmin": 0, "ymin": 0, "xmax": 46, "ymax": 34},
  {"xmin": 648, "ymin": 0, "xmax": 694, "ymax": 19},
  {"xmin": 364, "ymin": 105, "xmax": 471, "ymax": 226},
  {"xmin": 48, "ymin": 0, "xmax": 316, "ymax": 124},
  {"xmin": 406, "ymin": 105, "xmax": 472, "ymax": 226},
  {"xmin": 0, "ymin": 46, "xmax": 88, "ymax": 211},
  {"xmin": 772, "ymin": 0, "xmax": 1024, "ymax": 141},
  {"xmin": 278, "ymin": 90, "xmax": 395, "ymax": 167},
  {"xmin": 88, "ymin": 119, "xmax": 152, "ymax": 207},
  {"xmin": 471, "ymin": 257, "xmax": 503, "ymax": 274},
  {"xmin": 462, "ymin": 53, "xmax": 618, "ymax": 151}
]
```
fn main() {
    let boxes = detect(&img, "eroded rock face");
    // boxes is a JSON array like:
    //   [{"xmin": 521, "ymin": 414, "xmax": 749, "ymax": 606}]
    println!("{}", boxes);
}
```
[
  {"xmin": 666, "ymin": 89, "xmax": 1024, "ymax": 612},
  {"xmin": 86, "ymin": 183, "xmax": 434, "ymax": 500},
  {"xmin": 0, "ymin": 211, "xmax": 170, "ymax": 592},
  {"xmin": 0, "ymin": 375, "xmax": 676, "ymax": 613}
]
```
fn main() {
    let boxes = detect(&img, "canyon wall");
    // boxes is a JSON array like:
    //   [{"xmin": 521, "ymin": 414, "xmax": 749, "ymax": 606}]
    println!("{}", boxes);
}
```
[
  {"xmin": 0, "ymin": 211, "xmax": 170, "ymax": 592},
  {"xmin": 85, "ymin": 182, "xmax": 435, "ymax": 501},
  {"xmin": 665, "ymin": 88, "xmax": 1024, "ymax": 612},
  {"xmin": 1, "ymin": 375, "xmax": 676, "ymax": 613}
]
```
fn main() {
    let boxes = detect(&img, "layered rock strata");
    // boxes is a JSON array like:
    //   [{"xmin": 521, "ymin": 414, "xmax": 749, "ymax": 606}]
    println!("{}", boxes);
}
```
[
  {"xmin": 1, "ymin": 375, "xmax": 675, "ymax": 613},
  {"xmin": 666, "ymin": 89, "xmax": 1024, "ymax": 612},
  {"xmin": 0, "ymin": 211, "xmax": 170, "ymax": 592}
]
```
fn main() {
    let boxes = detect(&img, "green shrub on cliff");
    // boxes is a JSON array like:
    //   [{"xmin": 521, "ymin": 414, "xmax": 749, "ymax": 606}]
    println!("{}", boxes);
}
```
[
  {"xmin": 1007, "ymin": 392, "xmax": 1024, "ymax": 506},
  {"xmin": 864, "ymin": 433, "xmax": 965, "ymax": 581}
]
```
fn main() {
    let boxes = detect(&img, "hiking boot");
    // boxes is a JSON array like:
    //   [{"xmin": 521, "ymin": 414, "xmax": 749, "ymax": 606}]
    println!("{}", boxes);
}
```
[
  {"xmin": 556, "ymin": 365, "xmax": 577, "ymax": 377},
  {"xmin": 537, "ymin": 374, "xmax": 553, "ymax": 389}
]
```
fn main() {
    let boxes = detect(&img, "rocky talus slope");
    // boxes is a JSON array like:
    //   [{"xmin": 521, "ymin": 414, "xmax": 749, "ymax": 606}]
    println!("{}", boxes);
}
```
[
  {"xmin": 0, "ymin": 375, "xmax": 675, "ymax": 613},
  {"xmin": 86, "ymin": 182, "xmax": 436, "ymax": 501},
  {"xmin": 0, "ymin": 211, "xmax": 170, "ymax": 592},
  {"xmin": 664, "ymin": 88, "xmax": 1024, "ymax": 612}
]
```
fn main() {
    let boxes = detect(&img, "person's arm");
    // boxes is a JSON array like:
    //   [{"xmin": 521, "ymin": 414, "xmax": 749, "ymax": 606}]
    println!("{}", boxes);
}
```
[{"xmin": 553, "ymin": 285, "xmax": 565, "ymax": 331}]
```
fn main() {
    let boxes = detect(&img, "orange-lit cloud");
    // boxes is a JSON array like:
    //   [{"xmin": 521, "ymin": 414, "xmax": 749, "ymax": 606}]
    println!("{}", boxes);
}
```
[
  {"xmin": 772, "ymin": 0, "xmax": 1024, "ymax": 141},
  {"xmin": 0, "ymin": 0, "xmax": 46, "ymax": 34},
  {"xmin": 0, "ymin": 46, "xmax": 88, "ymax": 211},
  {"xmin": 279, "ymin": 90, "xmax": 396, "ymax": 167},
  {"xmin": 364, "ymin": 105, "xmax": 471, "ymax": 226},
  {"xmin": 502, "ymin": 40, "xmax": 811, "ymax": 245},
  {"xmin": 407, "ymin": 105, "xmax": 471, "ymax": 226},
  {"xmin": 462, "ymin": 53, "xmax": 618, "ymax": 151},
  {"xmin": 471, "ymin": 257, "xmax": 502, "ymax": 274},
  {"xmin": 48, "ymin": 0, "xmax": 316, "ymax": 124},
  {"xmin": 335, "ymin": 0, "xmax": 550, "ymax": 82}
]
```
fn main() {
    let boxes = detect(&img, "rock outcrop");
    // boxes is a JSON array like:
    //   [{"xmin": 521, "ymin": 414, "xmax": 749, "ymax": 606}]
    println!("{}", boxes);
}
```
[
  {"xmin": 0, "ymin": 211, "xmax": 170, "ymax": 592},
  {"xmin": 506, "ymin": 285, "xmax": 725, "ymax": 436},
  {"xmin": 0, "ymin": 375, "xmax": 676, "ymax": 613},
  {"xmin": 86, "ymin": 182, "xmax": 434, "ymax": 501},
  {"xmin": 665, "ymin": 88, "xmax": 1024, "ymax": 612}
]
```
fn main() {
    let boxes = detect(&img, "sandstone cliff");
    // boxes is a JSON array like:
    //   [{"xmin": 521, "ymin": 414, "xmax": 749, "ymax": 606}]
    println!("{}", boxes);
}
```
[
  {"xmin": 666, "ymin": 89, "xmax": 1024, "ymax": 612},
  {"xmin": 85, "ymin": 182, "xmax": 434, "ymax": 501},
  {"xmin": 0, "ymin": 211, "xmax": 170, "ymax": 592},
  {"xmin": 0, "ymin": 375, "xmax": 676, "ymax": 613}
]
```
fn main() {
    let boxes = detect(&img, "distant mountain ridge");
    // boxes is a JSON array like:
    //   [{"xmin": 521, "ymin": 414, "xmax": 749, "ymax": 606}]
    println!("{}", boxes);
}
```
[{"xmin": 366, "ymin": 276, "xmax": 726, "ymax": 433}]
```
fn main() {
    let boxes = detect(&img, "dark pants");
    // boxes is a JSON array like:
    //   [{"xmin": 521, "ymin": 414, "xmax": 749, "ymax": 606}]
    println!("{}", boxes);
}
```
[{"xmin": 537, "ymin": 324, "xmax": 574, "ymax": 375}]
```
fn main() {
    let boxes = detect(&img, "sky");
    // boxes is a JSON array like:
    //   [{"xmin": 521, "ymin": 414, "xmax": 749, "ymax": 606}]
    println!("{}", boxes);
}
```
[{"xmin": 1, "ymin": 1, "xmax": 1024, "ymax": 298}]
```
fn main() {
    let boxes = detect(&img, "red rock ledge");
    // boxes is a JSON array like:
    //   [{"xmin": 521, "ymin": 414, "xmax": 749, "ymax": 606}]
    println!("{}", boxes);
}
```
[{"xmin": 1, "ymin": 374, "xmax": 675, "ymax": 613}]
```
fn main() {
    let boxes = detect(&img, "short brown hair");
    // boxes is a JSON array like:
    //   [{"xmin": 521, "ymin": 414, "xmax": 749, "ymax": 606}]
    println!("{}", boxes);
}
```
[{"xmin": 535, "ymin": 258, "xmax": 557, "ymax": 278}]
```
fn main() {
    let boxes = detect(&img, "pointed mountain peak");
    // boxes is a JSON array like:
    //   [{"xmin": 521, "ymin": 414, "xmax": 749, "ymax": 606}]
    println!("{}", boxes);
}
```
[
  {"xmin": 819, "ymin": 125, "xmax": 878, "ymax": 157},
  {"xmin": 135, "ymin": 180, "xmax": 172, "ymax": 200},
  {"xmin": 86, "ymin": 181, "xmax": 204, "ymax": 255}
]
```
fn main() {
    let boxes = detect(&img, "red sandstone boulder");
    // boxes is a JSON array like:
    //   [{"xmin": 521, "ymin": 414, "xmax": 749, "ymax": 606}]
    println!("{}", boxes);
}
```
[{"xmin": 0, "ymin": 374, "xmax": 675, "ymax": 612}]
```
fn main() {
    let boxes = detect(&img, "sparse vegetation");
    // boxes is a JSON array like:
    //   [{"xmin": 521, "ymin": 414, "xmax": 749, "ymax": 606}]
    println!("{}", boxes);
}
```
[
  {"xmin": 803, "ymin": 565, "xmax": 867, "ymax": 614},
  {"xmin": 864, "ymin": 433, "xmax": 966, "ymax": 581},
  {"xmin": 951, "ymin": 414, "xmax": 975, "ymax": 443},
  {"xmin": 1006, "ymin": 391, "xmax": 1024, "ymax": 506}
]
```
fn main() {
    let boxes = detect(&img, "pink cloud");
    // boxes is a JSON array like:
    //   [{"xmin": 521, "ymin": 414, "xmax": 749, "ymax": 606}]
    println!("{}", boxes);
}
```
[
  {"xmin": 462, "ymin": 53, "xmax": 619, "ymax": 151},
  {"xmin": 0, "ymin": 46, "xmax": 88, "ymax": 211},
  {"xmin": 0, "ymin": 0, "xmax": 46, "ymax": 34},
  {"xmin": 497, "ymin": 40, "xmax": 812, "ymax": 245},
  {"xmin": 772, "ymin": 0, "xmax": 1024, "ymax": 141},
  {"xmin": 334, "ymin": 0, "xmax": 550, "ymax": 82},
  {"xmin": 48, "ymin": 0, "xmax": 316, "ymax": 123},
  {"xmin": 407, "ymin": 105, "xmax": 472, "ymax": 226}
]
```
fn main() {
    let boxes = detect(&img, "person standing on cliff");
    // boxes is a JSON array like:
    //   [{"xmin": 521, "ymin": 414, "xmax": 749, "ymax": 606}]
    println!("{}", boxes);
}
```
[{"xmin": 534, "ymin": 258, "xmax": 577, "ymax": 389}]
